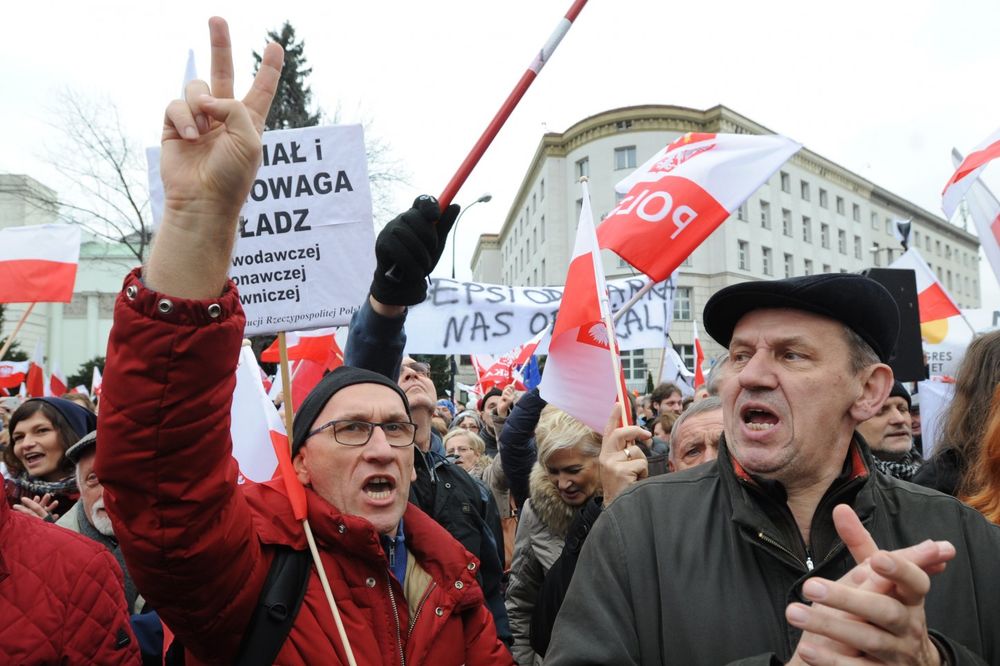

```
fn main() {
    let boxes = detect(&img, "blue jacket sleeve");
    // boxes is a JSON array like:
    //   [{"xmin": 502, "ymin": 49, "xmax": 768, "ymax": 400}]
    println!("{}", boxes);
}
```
[
  {"xmin": 344, "ymin": 298, "xmax": 407, "ymax": 380},
  {"xmin": 499, "ymin": 388, "xmax": 547, "ymax": 510}
]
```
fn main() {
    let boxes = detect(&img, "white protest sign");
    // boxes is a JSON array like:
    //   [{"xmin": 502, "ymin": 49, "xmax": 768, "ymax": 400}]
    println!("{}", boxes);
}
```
[
  {"xmin": 147, "ymin": 125, "xmax": 374, "ymax": 335},
  {"xmin": 405, "ymin": 276, "xmax": 675, "ymax": 355},
  {"xmin": 923, "ymin": 307, "xmax": 999, "ymax": 379}
]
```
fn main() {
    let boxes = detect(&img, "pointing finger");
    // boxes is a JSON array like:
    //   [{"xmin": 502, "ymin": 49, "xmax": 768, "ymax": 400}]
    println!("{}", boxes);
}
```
[{"xmin": 208, "ymin": 16, "xmax": 235, "ymax": 99}]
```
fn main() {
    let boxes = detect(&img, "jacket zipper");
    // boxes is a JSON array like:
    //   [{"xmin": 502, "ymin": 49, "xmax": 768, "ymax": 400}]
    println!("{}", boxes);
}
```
[
  {"xmin": 385, "ymin": 571, "xmax": 406, "ymax": 666},
  {"xmin": 407, "ymin": 581, "xmax": 438, "ymax": 638},
  {"xmin": 756, "ymin": 530, "xmax": 812, "ymax": 571}
]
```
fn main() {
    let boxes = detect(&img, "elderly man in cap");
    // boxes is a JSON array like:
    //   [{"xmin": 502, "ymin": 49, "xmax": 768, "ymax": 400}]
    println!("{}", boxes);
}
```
[
  {"xmin": 857, "ymin": 380, "xmax": 923, "ymax": 481},
  {"xmin": 96, "ymin": 18, "xmax": 511, "ymax": 665},
  {"xmin": 545, "ymin": 273, "xmax": 1000, "ymax": 665}
]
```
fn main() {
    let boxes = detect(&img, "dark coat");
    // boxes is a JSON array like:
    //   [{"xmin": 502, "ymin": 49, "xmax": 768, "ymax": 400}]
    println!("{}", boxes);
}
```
[
  {"xmin": 545, "ymin": 437, "xmax": 1000, "ymax": 665},
  {"xmin": 498, "ymin": 388, "xmax": 547, "ymax": 510},
  {"xmin": 912, "ymin": 446, "xmax": 964, "ymax": 497}
]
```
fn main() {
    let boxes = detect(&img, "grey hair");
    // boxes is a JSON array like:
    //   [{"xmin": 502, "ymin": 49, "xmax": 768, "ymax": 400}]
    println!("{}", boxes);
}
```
[
  {"xmin": 843, "ymin": 325, "xmax": 880, "ymax": 373},
  {"xmin": 704, "ymin": 354, "xmax": 729, "ymax": 396},
  {"xmin": 670, "ymin": 396, "xmax": 723, "ymax": 448}
]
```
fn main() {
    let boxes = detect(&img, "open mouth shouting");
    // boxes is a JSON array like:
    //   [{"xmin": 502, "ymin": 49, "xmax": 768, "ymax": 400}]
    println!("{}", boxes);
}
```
[
  {"xmin": 740, "ymin": 404, "xmax": 781, "ymax": 433},
  {"xmin": 362, "ymin": 475, "xmax": 397, "ymax": 503},
  {"xmin": 22, "ymin": 451, "xmax": 48, "ymax": 468}
]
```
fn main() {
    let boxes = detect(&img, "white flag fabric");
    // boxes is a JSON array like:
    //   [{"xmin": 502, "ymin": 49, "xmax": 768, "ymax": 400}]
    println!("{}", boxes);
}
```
[
  {"xmin": 942, "ymin": 126, "xmax": 1000, "ymax": 219},
  {"xmin": 916, "ymin": 380, "xmax": 954, "ymax": 460},
  {"xmin": 0, "ymin": 225, "xmax": 81, "ymax": 304},
  {"xmin": 539, "ymin": 181, "xmax": 621, "ymax": 432},
  {"xmin": 231, "ymin": 344, "xmax": 280, "ymax": 483},
  {"xmin": 889, "ymin": 249, "xmax": 961, "ymax": 324},
  {"xmin": 952, "ymin": 148, "xmax": 1000, "ymax": 290},
  {"xmin": 659, "ymin": 347, "xmax": 695, "ymax": 397}
]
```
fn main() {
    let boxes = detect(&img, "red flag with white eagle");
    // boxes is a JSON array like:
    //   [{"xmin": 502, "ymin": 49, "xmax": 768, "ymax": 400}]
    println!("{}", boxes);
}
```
[
  {"xmin": 0, "ymin": 225, "xmax": 80, "ymax": 303},
  {"xmin": 231, "ymin": 343, "xmax": 281, "ymax": 484},
  {"xmin": 889, "ymin": 249, "xmax": 961, "ymax": 324},
  {"xmin": 539, "ymin": 181, "xmax": 627, "ymax": 432},
  {"xmin": 942, "ymin": 127, "xmax": 1000, "ymax": 219},
  {"xmin": 597, "ymin": 132, "xmax": 801, "ymax": 282},
  {"xmin": 952, "ymin": 148, "xmax": 1000, "ymax": 289},
  {"xmin": 474, "ymin": 329, "xmax": 548, "ymax": 394},
  {"xmin": 0, "ymin": 361, "xmax": 29, "ymax": 390}
]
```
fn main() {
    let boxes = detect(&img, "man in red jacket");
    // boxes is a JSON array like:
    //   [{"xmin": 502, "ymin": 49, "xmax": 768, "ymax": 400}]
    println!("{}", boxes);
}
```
[{"xmin": 96, "ymin": 17, "xmax": 511, "ymax": 665}]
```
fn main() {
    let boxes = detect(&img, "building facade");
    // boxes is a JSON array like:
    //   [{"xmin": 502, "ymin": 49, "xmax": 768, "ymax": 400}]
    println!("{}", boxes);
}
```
[
  {"xmin": 471, "ymin": 105, "xmax": 981, "ymax": 391},
  {"xmin": 0, "ymin": 174, "xmax": 138, "ymax": 383}
]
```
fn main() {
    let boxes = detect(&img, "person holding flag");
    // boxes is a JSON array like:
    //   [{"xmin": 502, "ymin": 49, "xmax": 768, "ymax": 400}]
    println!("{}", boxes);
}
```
[{"xmin": 96, "ymin": 18, "xmax": 511, "ymax": 664}]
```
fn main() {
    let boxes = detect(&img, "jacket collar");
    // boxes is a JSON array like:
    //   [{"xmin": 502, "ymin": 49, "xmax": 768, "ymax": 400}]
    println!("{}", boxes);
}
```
[{"xmin": 719, "ymin": 433, "xmax": 878, "ymax": 563}]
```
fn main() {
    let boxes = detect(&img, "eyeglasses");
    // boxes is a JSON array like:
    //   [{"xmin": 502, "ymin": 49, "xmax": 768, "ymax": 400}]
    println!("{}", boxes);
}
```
[
  {"xmin": 457, "ymin": 421, "xmax": 480, "ymax": 432},
  {"xmin": 448, "ymin": 446, "xmax": 472, "ymax": 454},
  {"xmin": 400, "ymin": 361, "xmax": 431, "ymax": 378},
  {"xmin": 306, "ymin": 420, "xmax": 417, "ymax": 448}
]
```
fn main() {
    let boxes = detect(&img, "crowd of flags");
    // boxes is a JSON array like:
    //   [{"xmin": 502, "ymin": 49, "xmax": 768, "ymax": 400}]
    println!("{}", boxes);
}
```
[{"xmin": 1, "ymin": 127, "xmax": 999, "ymax": 493}]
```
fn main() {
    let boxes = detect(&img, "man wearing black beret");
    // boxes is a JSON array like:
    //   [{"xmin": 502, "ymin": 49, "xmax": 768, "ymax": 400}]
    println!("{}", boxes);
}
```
[{"xmin": 546, "ymin": 273, "xmax": 1000, "ymax": 665}]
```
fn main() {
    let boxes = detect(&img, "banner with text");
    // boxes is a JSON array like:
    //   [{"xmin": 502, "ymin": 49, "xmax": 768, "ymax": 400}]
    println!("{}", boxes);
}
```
[
  {"xmin": 148, "ymin": 125, "xmax": 374, "ymax": 334},
  {"xmin": 405, "ymin": 276, "xmax": 675, "ymax": 355}
]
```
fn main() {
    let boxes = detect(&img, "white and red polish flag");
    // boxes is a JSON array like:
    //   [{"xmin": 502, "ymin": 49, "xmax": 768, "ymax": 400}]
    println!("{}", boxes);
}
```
[
  {"xmin": 48, "ymin": 361, "xmax": 68, "ymax": 397},
  {"xmin": 889, "ymin": 249, "xmax": 961, "ymax": 323},
  {"xmin": 91, "ymin": 366, "xmax": 103, "ymax": 400},
  {"xmin": 597, "ymin": 132, "xmax": 801, "ymax": 282},
  {"xmin": 539, "ymin": 181, "xmax": 626, "ymax": 432},
  {"xmin": 0, "ymin": 361, "xmax": 29, "ymax": 390},
  {"xmin": 261, "ymin": 328, "xmax": 339, "ymax": 365},
  {"xmin": 952, "ymin": 148, "xmax": 1000, "ymax": 287},
  {"xmin": 230, "ymin": 343, "xmax": 280, "ymax": 484},
  {"xmin": 25, "ymin": 340, "xmax": 45, "ymax": 398},
  {"xmin": 475, "ymin": 329, "xmax": 548, "ymax": 394},
  {"xmin": 693, "ymin": 320, "xmax": 706, "ymax": 389},
  {"xmin": 942, "ymin": 127, "xmax": 1000, "ymax": 219},
  {"xmin": 0, "ymin": 225, "xmax": 80, "ymax": 303}
]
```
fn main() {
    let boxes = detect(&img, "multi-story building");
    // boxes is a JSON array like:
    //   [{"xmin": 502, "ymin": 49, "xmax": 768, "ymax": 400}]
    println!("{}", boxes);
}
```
[{"xmin": 471, "ymin": 105, "xmax": 981, "ymax": 391}]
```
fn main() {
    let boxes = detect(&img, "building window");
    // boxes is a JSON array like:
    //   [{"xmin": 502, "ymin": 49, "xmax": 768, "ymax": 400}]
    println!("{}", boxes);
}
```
[
  {"xmin": 617, "ymin": 255, "xmax": 630, "ymax": 269},
  {"xmin": 945, "ymin": 244, "xmax": 952, "ymax": 260},
  {"xmin": 871, "ymin": 211, "xmax": 879, "ymax": 230},
  {"xmin": 836, "ymin": 196, "xmax": 845, "ymax": 215},
  {"xmin": 673, "ymin": 287, "xmax": 692, "ymax": 320},
  {"xmin": 620, "ymin": 349, "xmax": 647, "ymax": 381},
  {"xmin": 784, "ymin": 253, "xmax": 794, "ymax": 278},
  {"xmin": 675, "ymin": 344, "xmax": 695, "ymax": 372},
  {"xmin": 823, "ymin": 263, "xmax": 831, "ymax": 273},
  {"xmin": 737, "ymin": 203, "xmax": 748, "ymax": 221},
  {"xmin": 540, "ymin": 179, "xmax": 545, "ymax": 200},
  {"xmin": 854, "ymin": 235, "xmax": 862, "ymax": 259},
  {"xmin": 614, "ymin": 146, "xmax": 637, "ymax": 170},
  {"xmin": 576, "ymin": 198, "xmax": 583, "ymax": 218},
  {"xmin": 819, "ymin": 189, "xmax": 828, "ymax": 208},
  {"xmin": 800, "ymin": 180, "xmax": 811, "ymax": 201},
  {"xmin": 802, "ymin": 216, "xmax": 812, "ymax": 243},
  {"xmin": 782, "ymin": 209, "xmax": 792, "ymax": 236},
  {"xmin": 914, "ymin": 230, "xmax": 920, "ymax": 246},
  {"xmin": 872, "ymin": 242, "xmax": 880, "ymax": 267},
  {"xmin": 852, "ymin": 203, "xmax": 861, "ymax": 222},
  {"xmin": 531, "ymin": 193, "xmax": 536, "ymax": 213},
  {"xmin": 540, "ymin": 215, "xmax": 545, "ymax": 242},
  {"xmin": 780, "ymin": 172, "xmax": 790, "ymax": 193},
  {"xmin": 804, "ymin": 258, "xmax": 814, "ymax": 275},
  {"xmin": 760, "ymin": 201, "xmax": 772, "ymax": 229},
  {"xmin": 925, "ymin": 235, "xmax": 931, "ymax": 251},
  {"xmin": 738, "ymin": 240, "xmax": 749, "ymax": 270},
  {"xmin": 936, "ymin": 240, "xmax": 941, "ymax": 256},
  {"xmin": 576, "ymin": 157, "xmax": 589, "ymax": 179},
  {"xmin": 616, "ymin": 119, "xmax": 633, "ymax": 131},
  {"xmin": 838, "ymin": 229, "xmax": 847, "ymax": 254},
  {"xmin": 762, "ymin": 246, "xmax": 773, "ymax": 275},
  {"xmin": 821, "ymin": 223, "xmax": 830, "ymax": 249},
  {"xmin": 541, "ymin": 259, "xmax": 545, "ymax": 284}
]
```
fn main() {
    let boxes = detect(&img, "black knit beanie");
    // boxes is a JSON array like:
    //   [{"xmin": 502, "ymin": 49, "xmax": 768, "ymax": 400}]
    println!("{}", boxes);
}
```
[{"xmin": 291, "ymin": 366, "xmax": 411, "ymax": 457}]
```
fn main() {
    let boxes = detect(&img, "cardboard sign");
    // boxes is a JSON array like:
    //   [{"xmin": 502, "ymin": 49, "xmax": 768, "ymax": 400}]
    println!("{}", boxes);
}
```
[
  {"xmin": 147, "ymin": 125, "xmax": 374, "ymax": 335},
  {"xmin": 404, "ymin": 276, "xmax": 675, "ymax": 355}
]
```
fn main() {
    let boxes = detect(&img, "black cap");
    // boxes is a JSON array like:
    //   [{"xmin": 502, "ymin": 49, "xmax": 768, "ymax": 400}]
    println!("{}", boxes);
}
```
[
  {"xmin": 291, "ymin": 366, "xmax": 411, "ymax": 457},
  {"xmin": 66, "ymin": 431, "xmax": 97, "ymax": 464},
  {"xmin": 889, "ymin": 380, "xmax": 912, "ymax": 408},
  {"xmin": 478, "ymin": 387, "xmax": 503, "ymax": 412},
  {"xmin": 703, "ymin": 274, "xmax": 900, "ymax": 362}
]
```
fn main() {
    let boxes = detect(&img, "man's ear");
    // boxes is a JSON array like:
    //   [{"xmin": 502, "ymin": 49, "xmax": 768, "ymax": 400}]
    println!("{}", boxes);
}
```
[
  {"xmin": 292, "ymin": 448, "xmax": 311, "ymax": 486},
  {"xmin": 849, "ymin": 363, "xmax": 894, "ymax": 423}
]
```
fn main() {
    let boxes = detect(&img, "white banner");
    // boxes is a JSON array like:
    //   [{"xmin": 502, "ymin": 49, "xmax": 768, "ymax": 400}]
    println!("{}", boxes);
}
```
[
  {"xmin": 148, "ymin": 125, "xmax": 375, "ymax": 335},
  {"xmin": 405, "ymin": 276, "xmax": 675, "ymax": 355},
  {"xmin": 923, "ymin": 307, "xmax": 999, "ymax": 379}
]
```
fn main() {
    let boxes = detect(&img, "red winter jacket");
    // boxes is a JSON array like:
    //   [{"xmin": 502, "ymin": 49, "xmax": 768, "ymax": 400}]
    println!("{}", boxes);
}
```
[
  {"xmin": 0, "ymin": 498, "xmax": 139, "ymax": 664},
  {"xmin": 97, "ymin": 270, "xmax": 513, "ymax": 665}
]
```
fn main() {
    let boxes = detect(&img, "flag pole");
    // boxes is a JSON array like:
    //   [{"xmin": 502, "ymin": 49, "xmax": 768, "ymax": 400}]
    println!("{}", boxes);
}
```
[
  {"xmin": 612, "ymin": 278, "xmax": 655, "ymax": 324},
  {"xmin": 277, "ymin": 332, "xmax": 358, "ymax": 666},
  {"xmin": 386, "ymin": 0, "xmax": 589, "ymax": 280},
  {"xmin": 0, "ymin": 302, "xmax": 36, "ymax": 361}
]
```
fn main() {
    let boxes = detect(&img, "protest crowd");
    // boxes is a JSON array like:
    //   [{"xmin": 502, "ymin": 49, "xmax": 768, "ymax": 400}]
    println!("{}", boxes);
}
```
[{"xmin": 3, "ymin": 15, "xmax": 1000, "ymax": 666}]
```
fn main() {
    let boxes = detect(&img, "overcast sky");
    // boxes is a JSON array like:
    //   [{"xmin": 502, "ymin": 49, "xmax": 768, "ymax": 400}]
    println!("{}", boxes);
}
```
[{"xmin": 3, "ymin": 0, "xmax": 999, "ymax": 303}]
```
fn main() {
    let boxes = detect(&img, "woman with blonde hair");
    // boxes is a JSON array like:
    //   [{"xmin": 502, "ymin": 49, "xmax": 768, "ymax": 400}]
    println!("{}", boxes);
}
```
[
  {"xmin": 505, "ymin": 405, "xmax": 601, "ymax": 665},
  {"xmin": 443, "ymin": 427, "xmax": 491, "ymax": 476}
]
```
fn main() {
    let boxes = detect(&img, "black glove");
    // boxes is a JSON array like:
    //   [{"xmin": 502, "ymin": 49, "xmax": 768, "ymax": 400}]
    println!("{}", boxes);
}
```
[{"xmin": 371, "ymin": 195, "xmax": 460, "ymax": 306}]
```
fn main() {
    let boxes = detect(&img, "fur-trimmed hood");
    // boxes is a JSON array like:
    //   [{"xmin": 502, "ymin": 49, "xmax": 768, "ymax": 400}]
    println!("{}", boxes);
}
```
[{"xmin": 528, "ymin": 463, "xmax": 582, "ymax": 538}]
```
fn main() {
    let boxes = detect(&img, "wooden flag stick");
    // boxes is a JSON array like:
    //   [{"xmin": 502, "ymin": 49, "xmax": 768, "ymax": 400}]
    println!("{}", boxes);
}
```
[
  {"xmin": 0, "ymin": 302, "xmax": 36, "ymax": 361},
  {"xmin": 611, "ymin": 279, "xmax": 655, "ymax": 324},
  {"xmin": 277, "ymin": 332, "xmax": 358, "ymax": 666}
]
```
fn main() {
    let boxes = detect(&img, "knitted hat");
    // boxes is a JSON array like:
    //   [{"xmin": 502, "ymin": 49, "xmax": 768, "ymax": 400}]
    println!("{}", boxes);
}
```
[
  {"xmin": 291, "ymin": 366, "xmax": 410, "ymax": 457},
  {"xmin": 889, "ymin": 380, "xmax": 912, "ymax": 409},
  {"xmin": 25, "ymin": 397, "xmax": 97, "ymax": 440}
]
